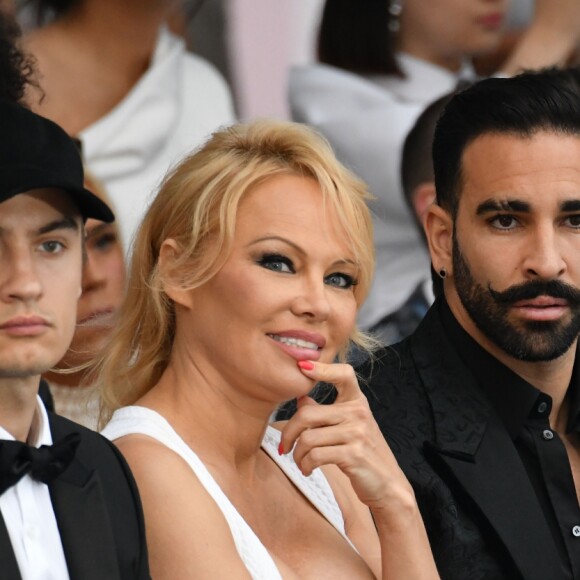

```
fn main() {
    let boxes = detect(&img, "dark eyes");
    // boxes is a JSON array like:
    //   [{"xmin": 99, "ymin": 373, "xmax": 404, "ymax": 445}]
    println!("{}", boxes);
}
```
[
  {"xmin": 489, "ymin": 214, "xmax": 580, "ymax": 230},
  {"xmin": 564, "ymin": 215, "xmax": 580, "ymax": 228},
  {"xmin": 489, "ymin": 215, "xmax": 518, "ymax": 230},
  {"xmin": 257, "ymin": 253, "xmax": 357, "ymax": 289},
  {"xmin": 91, "ymin": 232, "xmax": 118, "ymax": 252}
]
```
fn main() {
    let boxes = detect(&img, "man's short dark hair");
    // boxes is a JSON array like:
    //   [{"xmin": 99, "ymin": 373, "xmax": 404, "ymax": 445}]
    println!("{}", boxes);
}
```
[
  {"xmin": 432, "ymin": 67, "xmax": 580, "ymax": 217},
  {"xmin": 402, "ymin": 91, "xmax": 459, "ymax": 299},
  {"xmin": 402, "ymin": 92, "xmax": 458, "ymax": 221}
]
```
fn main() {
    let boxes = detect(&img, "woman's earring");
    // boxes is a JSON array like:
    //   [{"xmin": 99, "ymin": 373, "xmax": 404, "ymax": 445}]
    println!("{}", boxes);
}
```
[
  {"xmin": 388, "ymin": 0, "xmax": 403, "ymax": 33},
  {"xmin": 438, "ymin": 267, "xmax": 447, "ymax": 279}
]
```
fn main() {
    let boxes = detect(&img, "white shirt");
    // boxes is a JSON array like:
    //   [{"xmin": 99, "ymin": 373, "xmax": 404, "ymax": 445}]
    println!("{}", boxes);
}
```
[
  {"xmin": 80, "ymin": 26, "xmax": 235, "ymax": 253},
  {"xmin": 0, "ymin": 397, "xmax": 70, "ymax": 580}
]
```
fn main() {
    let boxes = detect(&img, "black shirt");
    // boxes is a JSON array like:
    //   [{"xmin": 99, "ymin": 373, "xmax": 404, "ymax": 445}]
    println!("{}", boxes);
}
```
[{"xmin": 440, "ymin": 299, "xmax": 580, "ymax": 579}]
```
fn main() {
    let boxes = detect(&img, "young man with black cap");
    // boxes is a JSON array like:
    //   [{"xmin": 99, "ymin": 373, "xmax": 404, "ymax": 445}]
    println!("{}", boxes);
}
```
[{"xmin": 0, "ymin": 99, "xmax": 149, "ymax": 579}]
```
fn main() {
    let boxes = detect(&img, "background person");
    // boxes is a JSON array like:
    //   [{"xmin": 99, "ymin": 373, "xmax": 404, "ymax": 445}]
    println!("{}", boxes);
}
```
[
  {"xmin": 21, "ymin": 0, "xmax": 235, "ymax": 251},
  {"xmin": 98, "ymin": 120, "xmax": 440, "ymax": 579},
  {"xmin": 44, "ymin": 172, "xmax": 126, "ymax": 430},
  {"xmin": 370, "ymin": 89, "xmax": 459, "ymax": 345}
]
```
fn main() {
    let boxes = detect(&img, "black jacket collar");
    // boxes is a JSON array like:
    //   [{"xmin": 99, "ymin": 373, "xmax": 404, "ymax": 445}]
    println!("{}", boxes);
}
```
[
  {"xmin": 0, "ymin": 415, "xmax": 122, "ymax": 580},
  {"xmin": 406, "ymin": 298, "xmax": 563, "ymax": 579}
]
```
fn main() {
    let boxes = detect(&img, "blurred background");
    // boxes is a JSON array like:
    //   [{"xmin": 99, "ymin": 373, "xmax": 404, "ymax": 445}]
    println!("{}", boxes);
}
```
[
  {"xmin": 5, "ymin": 0, "xmax": 537, "ymax": 121},
  {"xmin": 159, "ymin": 0, "xmax": 534, "ymax": 120},
  {"xmin": 175, "ymin": 0, "xmax": 534, "ymax": 120}
]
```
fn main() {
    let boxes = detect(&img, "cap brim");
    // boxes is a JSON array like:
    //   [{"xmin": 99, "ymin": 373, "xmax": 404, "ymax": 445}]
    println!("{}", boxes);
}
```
[
  {"xmin": 74, "ymin": 186, "xmax": 115, "ymax": 223},
  {"xmin": 0, "ymin": 168, "xmax": 115, "ymax": 223}
]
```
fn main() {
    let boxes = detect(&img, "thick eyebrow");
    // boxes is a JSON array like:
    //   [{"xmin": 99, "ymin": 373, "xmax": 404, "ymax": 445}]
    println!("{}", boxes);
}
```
[
  {"xmin": 85, "ymin": 222, "xmax": 110, "ymax": 240},
  {"xmin": 37, "ymin": 216, "xmax": 80, "ymax": 235},
  {"xmin": 476, "ymin": 199, "xmax": 530, "ymax": 215},
  {"xmin": 248, "ymin": 235, "xmax": 358, "ymax": 268},
  {"xmin": 561, "ymin": 200, "xmax": 580, "ymax": 212},
  {"xmin": 476, "ymin": 198, "xmax": 580, "ymax": 215}
]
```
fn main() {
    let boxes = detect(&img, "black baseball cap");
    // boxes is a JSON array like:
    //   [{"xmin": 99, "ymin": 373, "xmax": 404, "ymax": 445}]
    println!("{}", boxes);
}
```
[{"xmin": 0, "ymin": 99, "xmax": 114, "ymax": 222}]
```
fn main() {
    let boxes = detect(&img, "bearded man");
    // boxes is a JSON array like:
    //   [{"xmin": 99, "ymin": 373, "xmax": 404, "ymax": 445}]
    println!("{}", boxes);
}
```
[{"xmin": 362, "ymin": 66, "xmax": 580, "ymax": 580}]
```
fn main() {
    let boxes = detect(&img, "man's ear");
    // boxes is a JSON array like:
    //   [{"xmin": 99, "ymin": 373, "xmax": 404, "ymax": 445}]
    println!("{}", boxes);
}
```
[
  {"xmin": 158, "ymin": 239, "xmax": 193, "ymax": 309},
  {"xmin": 424, "ymin": 204, "xmax": 453, "ymax": 276},
  {"xmin": 411, "ymin": 182, "xmax": 436, "ymax": 225}
]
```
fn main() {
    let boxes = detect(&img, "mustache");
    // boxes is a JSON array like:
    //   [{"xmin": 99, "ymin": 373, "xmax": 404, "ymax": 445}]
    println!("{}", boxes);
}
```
[{"xmin": 489, "ymin": 279, "xmax": 580, "ymax": 305}]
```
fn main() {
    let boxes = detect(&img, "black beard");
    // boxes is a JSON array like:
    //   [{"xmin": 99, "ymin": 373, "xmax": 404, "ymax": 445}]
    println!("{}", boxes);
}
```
[{"xmin": 452, "ymin": 238, "xmax": 580, "ymax": 362}]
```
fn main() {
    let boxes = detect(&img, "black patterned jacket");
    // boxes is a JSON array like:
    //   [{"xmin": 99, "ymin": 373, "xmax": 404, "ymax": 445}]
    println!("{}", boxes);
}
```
[{"xmin": 360, "ymin": 299, "xmax": 567, "ymax": 580}]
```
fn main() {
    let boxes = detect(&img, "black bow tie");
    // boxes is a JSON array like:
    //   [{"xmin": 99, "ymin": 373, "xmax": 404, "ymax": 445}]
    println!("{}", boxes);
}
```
[{"xmin": 0, "ymin": 432, "xmax": 80, "ymax": 495}]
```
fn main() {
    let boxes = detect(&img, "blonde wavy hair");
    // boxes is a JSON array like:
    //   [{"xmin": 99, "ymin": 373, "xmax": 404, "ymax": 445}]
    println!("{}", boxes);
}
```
[{"xmin": 96, "ymin": 120, "xmax": 375, "ymax": 422}]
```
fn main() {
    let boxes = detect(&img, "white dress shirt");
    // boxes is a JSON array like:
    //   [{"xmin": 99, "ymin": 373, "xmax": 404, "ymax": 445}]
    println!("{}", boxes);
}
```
[{"xmin": 0, "ymin": 397, "xmax": 70, "ymax": 580}]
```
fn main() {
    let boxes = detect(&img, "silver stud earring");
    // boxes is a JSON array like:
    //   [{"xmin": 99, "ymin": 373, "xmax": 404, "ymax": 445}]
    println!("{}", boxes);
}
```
[
  {"xmin": 438, "ymin": 268, "xmax": 447, "ymax": 279},
  {"xmin": 388, "ymin": 0, "xmax": 403, "ymax": 33}
]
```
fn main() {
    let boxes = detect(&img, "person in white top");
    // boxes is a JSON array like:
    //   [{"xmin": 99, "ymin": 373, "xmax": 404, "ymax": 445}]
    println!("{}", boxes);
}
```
[
  {"xmin": 22, "ymin": 0, "xmax": 236, "ymax": 252},
  {"xmin": 290, "ymin": 0, "xmax": 580, "ymax": 331},
  {"xmin": 98, "ymin": 119, "xmax": 440, "ymax": 579},
  {"xmin": 368, "ymin": 89, "xmax": 459, "ymax": 346}
]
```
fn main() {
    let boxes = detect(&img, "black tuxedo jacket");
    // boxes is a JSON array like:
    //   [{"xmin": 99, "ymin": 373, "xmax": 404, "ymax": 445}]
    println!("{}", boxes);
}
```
[
  {"xmin": 0, "ymin": 412, "xmax": 150, "ymax": 580},
  {"xmin": 360, "ymin": 300, "xmax": 567, "ymax": 580}
]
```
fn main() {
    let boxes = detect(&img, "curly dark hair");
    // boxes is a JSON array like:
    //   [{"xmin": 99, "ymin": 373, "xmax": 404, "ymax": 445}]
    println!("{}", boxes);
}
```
[{"xmin": 0, "ymin": 10, "xmax": 37, "ymax": 104}]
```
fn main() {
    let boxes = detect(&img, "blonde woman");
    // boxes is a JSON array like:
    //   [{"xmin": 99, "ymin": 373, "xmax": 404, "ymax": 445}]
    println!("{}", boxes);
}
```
[{"xmin": 99, "ymin": 120, "xmax": 439, "ymax": 579}]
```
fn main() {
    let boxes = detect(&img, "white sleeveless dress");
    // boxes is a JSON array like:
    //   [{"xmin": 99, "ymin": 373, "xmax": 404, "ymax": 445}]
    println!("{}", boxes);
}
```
[{"xmin": 102, "ymin": 406, "xmax": 356, "ymax": 579}]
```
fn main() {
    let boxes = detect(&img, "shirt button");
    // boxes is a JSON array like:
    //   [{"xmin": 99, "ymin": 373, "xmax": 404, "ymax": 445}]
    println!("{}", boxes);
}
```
[
  {"xmin": 542, "ymin": 429, "xmax": 554, "ymax": 440},
  {"xmin": 537, "ymin": 401, "xmax": 548, "ymax": 414},
  {"xmin": 25, "ymin": 524, "xmax": 36, "ymax": 539},
  {"xmin": 573, "ymin": 525, "xmax": 580, "ymax": 537}
]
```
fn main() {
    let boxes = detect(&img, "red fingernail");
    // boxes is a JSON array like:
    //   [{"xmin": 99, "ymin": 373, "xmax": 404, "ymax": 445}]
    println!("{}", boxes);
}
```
[
  {"xmin": 298, "ymin": 361, "xmax": 314, "ymax": 371},
  {"xmin": 278, "ymin": 442, "xmax": 284, "ymax": 455}
]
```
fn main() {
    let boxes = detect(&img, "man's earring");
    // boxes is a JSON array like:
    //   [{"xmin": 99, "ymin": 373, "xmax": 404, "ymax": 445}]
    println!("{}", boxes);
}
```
[{"xmin": 438, "ymin": 267, "xmax": 447, "ymax": 279}]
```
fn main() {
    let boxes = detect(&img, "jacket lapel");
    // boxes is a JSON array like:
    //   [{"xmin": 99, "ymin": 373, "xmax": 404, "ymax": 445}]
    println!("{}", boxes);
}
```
[
  {"xmin": 49, "ymin": 418, "xmax": 121, "ymax": 580},
  {"xmin": 410, "ymin": 306, "xmax": 562, "ymax": 580},
  {"xmin": 0, "ymin": 511, "xmax": 21, "ymax": 580}
]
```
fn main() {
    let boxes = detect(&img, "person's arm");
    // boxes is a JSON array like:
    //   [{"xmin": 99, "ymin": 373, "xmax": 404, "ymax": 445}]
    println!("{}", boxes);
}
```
[
  {"xmin": 114, "ymin": 434, "xmax": 253, "ymax": 580},
  {"xmin": 499, "ymin": 0, "xmax": 580, "ymax": 75},
  {"xmin": 280, "ymin": 363, "xmax": 440, "ymax": 580}
]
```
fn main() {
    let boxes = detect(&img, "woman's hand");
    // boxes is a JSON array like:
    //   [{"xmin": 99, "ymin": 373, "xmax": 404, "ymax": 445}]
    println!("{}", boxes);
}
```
[
  {"xmin": 279, "ymin": 360, "xmax": 440, "ymax": 579},
  {"xmin": 500, "ymin": 0, "xmax": 580, "ymax": 74},
  {"xmin": 279, "ymin": 360, "xmax": 414, "ymax": 513}
]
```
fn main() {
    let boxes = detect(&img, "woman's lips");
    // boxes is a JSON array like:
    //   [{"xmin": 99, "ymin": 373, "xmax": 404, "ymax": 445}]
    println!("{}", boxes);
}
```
[
  {"xmin": 77, "ymin": 309, "xmax": 115, "ymax": 327},
  {"xmin": 267, "ymin": 331, "xmax": 325, "ymax": 362},
  {"xmin": 477, "ymin": 12, "xmax": 504, "ymax": 29}
]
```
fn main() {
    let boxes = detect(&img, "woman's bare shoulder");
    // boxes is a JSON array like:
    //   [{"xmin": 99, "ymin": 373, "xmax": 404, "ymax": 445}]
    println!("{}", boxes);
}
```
[{"xmin": 112, "ymin": 433, "xmax": 253, "ymax": 579}]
